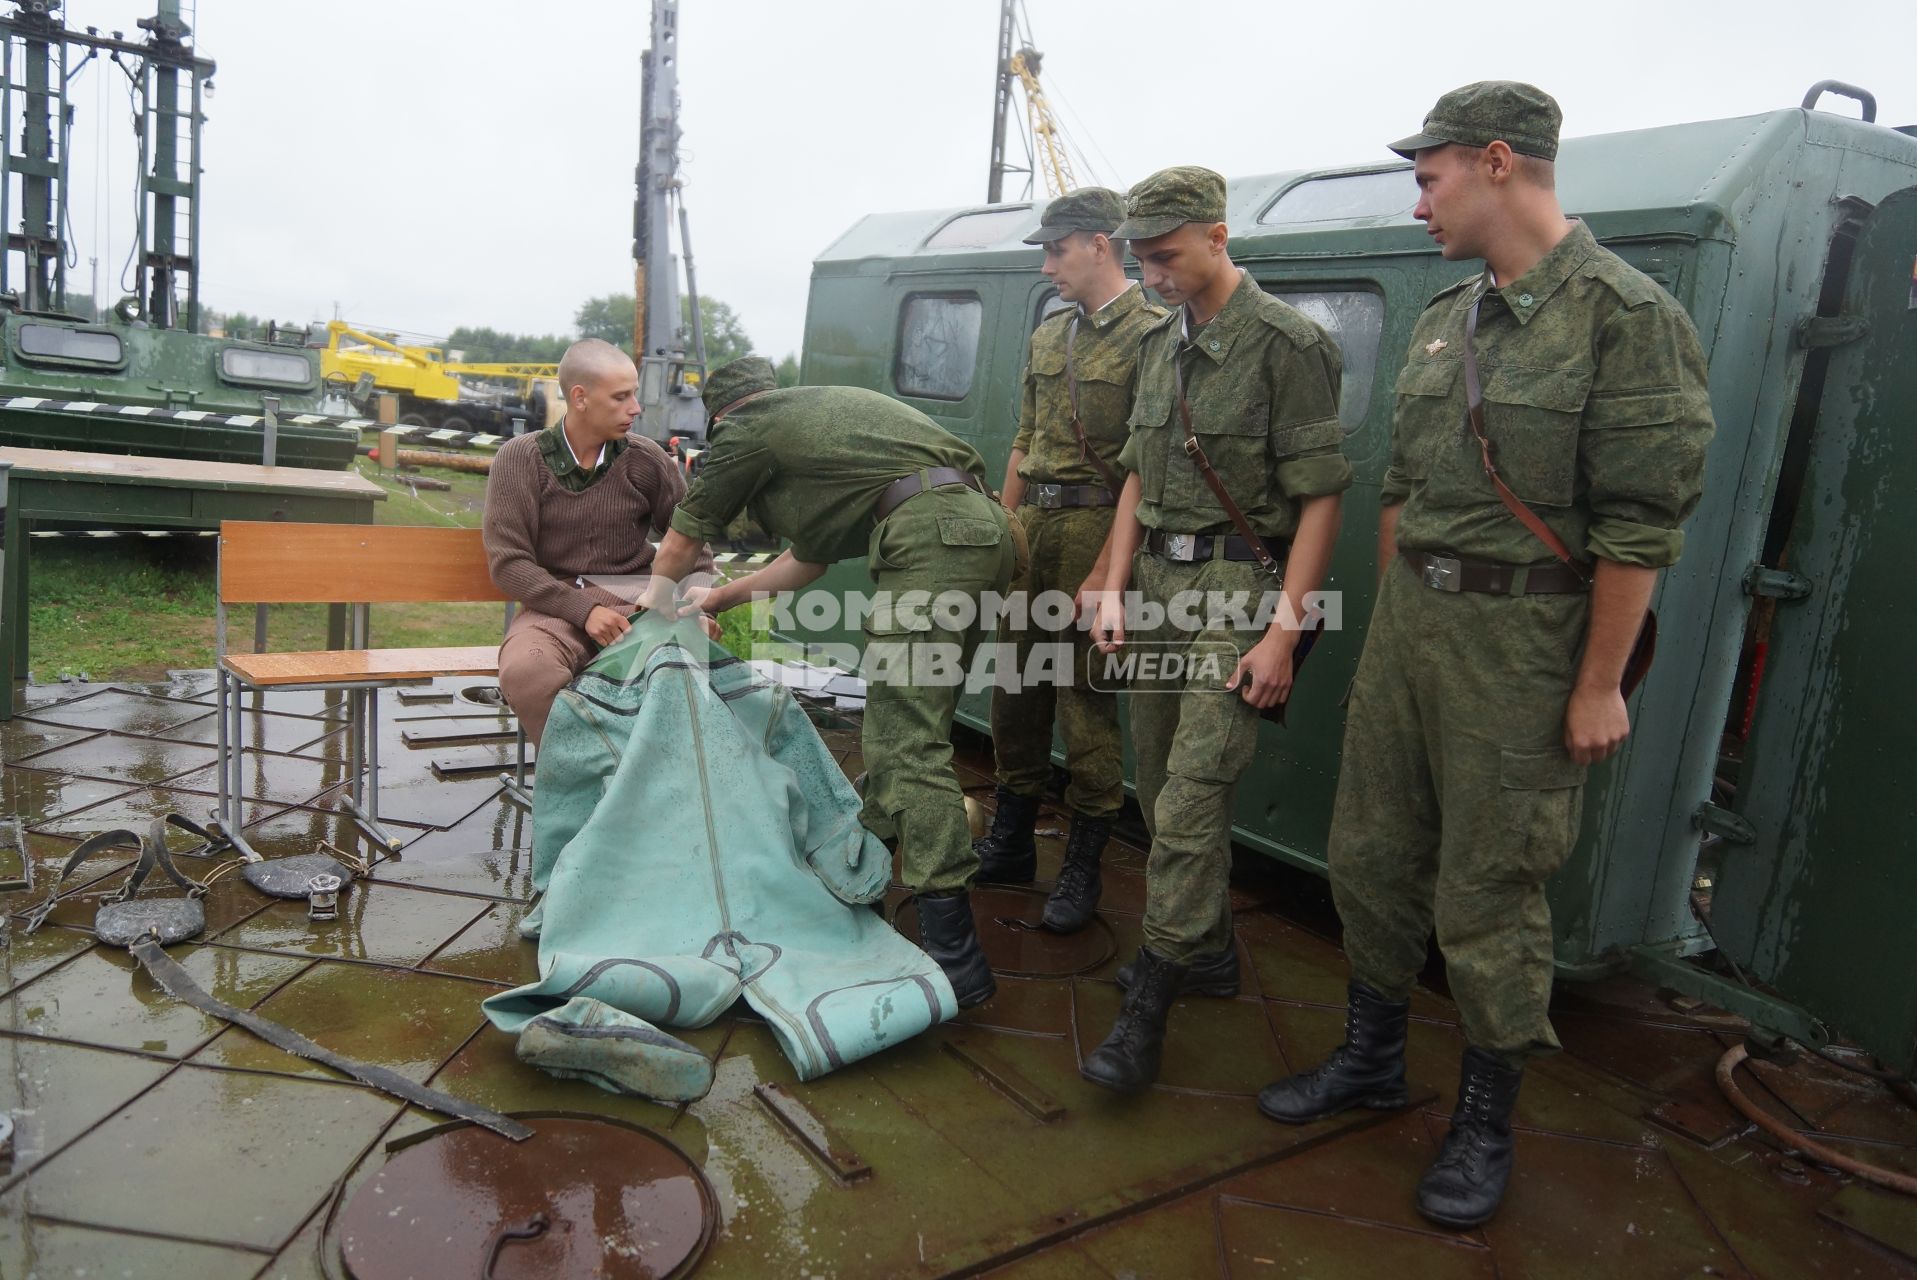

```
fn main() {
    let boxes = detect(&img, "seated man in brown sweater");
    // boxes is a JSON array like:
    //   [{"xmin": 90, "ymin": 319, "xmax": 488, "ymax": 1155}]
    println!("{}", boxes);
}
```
[{"xmin": 483, "ymin": 338, "xmax": 714, "ymax": 744}]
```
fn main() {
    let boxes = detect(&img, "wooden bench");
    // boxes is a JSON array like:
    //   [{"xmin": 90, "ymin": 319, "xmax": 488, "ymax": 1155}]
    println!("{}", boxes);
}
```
[
  {"xmin": 215, "ymin": 521, "xmax": 520, "ymax": 855},
  {"xmin": 0, "ymin": 446, "xmax": 386, "ymax": 717}
]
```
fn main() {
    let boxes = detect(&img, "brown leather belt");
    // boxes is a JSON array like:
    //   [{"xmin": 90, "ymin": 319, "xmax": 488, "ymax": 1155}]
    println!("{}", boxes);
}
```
[
  {"xmin": 1400, "ymin": 549, "xmax": 1590, "ymax": 595},
  {"xmin": 1144, "ymin": 528, "xmax": 1284, "ymax": 565},
  {"xmin": 1020, "ymin": 482, "xmax": 1117, "ymax": 510},
  {"xmin": 874, "ymin": 467, "xmax": 986, "ymax": 522}
]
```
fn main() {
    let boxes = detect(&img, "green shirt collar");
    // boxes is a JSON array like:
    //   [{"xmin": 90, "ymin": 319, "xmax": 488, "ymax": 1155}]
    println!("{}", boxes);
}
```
[
  {"xmin": 1459, "ymin": 219, "xmax": 1597, "ymax": 326},
  {"xmin": 539, "ymin": 417, "xmax": 629, "ymax": 488},
  {"xmin": 1178, "ymin": 269, "xmax": 1261, "ymax": 364},
  {"xmin": 1082, "ymin": 281, "xmax": 1144, "ymax": 331}
]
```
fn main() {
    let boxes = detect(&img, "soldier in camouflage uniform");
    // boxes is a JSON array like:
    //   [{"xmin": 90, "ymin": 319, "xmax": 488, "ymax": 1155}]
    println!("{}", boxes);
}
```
[
  {"xmin": 1258, "ymin": 83, "xmax": 1714, "ymax": 1229},
  {"xmin": 648, "ymin": 357, "xmax": 1017, "ymax": 1010},
  {"xmin": 973, "ymin": 187, "xmax": 1166, "ymax": 935},
  {"xmin": 1081, "ymin": 167, "xmax": 1352, "ymax": 1092}
]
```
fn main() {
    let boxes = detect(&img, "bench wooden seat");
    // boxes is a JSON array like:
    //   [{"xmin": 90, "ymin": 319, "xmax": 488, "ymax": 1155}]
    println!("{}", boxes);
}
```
[
  {"xmin": 220, "ymin": 645, "xmax": 501, "ymax": 687},
  {"xmin": 215, "ymin": 521, "xmax": 519, "ymax": 855}
]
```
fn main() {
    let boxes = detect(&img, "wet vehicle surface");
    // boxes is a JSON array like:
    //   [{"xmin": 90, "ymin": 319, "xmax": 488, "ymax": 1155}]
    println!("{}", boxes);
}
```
[{"xmin": 1, "ymin": 674, "xmax": 1913, "ymax": 1277}]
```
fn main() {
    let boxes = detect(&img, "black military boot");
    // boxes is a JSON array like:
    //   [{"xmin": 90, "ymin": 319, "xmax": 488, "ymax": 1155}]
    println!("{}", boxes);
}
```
[
  {"xmin": 913, "ymin": 891, "xmax": 997, "ymax": 1010},
  {"xmin": 973, "ymin": 787, "xmax": 1040, "ymax": 883},
  {"xmin": 1040, "ymin": 813, "xmax": 1110, "ymax": 933},
  {"xmin": 1416, "ymin": 1047, "xmax": 1525, "ymax": 1228},
  {"xmin": 1081, "ymin": 946, "xmax": 1185, "ymax": 1093},
  {"xmin": 1257, "ymin": 981, "xmax": 1410, "ymax": 1123},
  {"xmin": 1116, "ymin": 943, "xmax": 1239, "ymax": 998}
]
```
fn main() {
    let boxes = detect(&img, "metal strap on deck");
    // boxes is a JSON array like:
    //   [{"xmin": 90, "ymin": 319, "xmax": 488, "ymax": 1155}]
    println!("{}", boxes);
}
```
[{"xmin": 129, "ymin": 937, "xmax": 533, "ymax": 1142}]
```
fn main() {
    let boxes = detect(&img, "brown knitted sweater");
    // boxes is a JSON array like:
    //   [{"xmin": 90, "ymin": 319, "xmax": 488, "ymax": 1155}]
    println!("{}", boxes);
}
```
[{"xmin": 483, "ymin": 430, "xmax": 709, "ymax": 628}]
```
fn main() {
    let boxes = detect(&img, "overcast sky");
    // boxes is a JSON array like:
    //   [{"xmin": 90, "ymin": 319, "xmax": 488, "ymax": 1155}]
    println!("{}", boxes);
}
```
[{"xmin": 48, "ymin": 0, "xmax": 1917, "ymax": 359}]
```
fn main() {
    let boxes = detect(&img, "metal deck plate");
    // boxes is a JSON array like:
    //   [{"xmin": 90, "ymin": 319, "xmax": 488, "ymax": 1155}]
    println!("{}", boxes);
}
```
[{"xmin": 337, "ymin": 1115, "xmax": 715, "ymax": 1279}]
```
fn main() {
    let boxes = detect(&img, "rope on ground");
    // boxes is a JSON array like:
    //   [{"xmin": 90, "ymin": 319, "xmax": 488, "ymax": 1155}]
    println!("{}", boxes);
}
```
[{"xmin": 1716, "ymin": 1042, "xmax": 1917, "ymax": 1197}]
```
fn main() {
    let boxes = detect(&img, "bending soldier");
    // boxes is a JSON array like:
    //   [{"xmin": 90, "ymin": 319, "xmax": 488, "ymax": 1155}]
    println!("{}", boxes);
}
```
[
  {"xmin": 647, "ymin": 357, "xmax": 1016, "ymax": 1010},
  {"xmin": 973, "ymin": 187, "xmax": 1166, "ymax": 933},
  {"xmin": 1259, "ymin": 83, "xmax": 1714, "ymax": 1229},
  {"xmin": 1086, "ymin": 167, "xmax": 1351, "ymax": 1092}
]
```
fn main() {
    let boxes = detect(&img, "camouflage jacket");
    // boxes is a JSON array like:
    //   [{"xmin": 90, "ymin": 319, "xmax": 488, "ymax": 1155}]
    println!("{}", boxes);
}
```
[
  {"xmin": 1382, "ymin": 221, "xmax": 1714, "ymax": 567},
  {"xmin": 1118, "ymin": 270, "xmax": 1352, "ymax": 539},
  {"xmin": 1013, "ymin": 284, "xmax": 1165, "ymax": 487},
  {"xmin": 670, "ymin": 384, "xmax": 986, "ymax": 565}
]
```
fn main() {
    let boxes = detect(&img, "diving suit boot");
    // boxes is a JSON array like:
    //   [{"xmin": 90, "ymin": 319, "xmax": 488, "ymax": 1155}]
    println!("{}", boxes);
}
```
[
  {"xmin": 972, "ymin": 786, "xmax": 1040, "ymax": 883},
  {"xmin": 1081, "ymin": 946, "xmax": 1184, "ymax": 1093},
  {"xmin": 1116, "ymin": 942, "xmax": 1239, "ymax": 998},
  {"xmin": 1416, "ymin": 1047, "xmax": 1524, "ymax": 1228},
  {"xmin": 1040, "ymin": 813, "xmax": 1110, "ymax": 933},
  {"xmin": 1257, "ymin": 981, "xmax": 1410, "ymax": 1123},
  {"xmin": 914, "ymin": 890, "xmax": 997, "ymax": 1009}
]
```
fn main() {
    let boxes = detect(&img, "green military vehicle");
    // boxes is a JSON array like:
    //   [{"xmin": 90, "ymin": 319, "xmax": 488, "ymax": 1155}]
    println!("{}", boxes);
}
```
[
  {"xmin": 0, "ymin": 0, "xmax": 359, "ymax": 470},
  {"xmin": 787, "ymin": 84, "xmax": 1917, "ymax": 1073}
]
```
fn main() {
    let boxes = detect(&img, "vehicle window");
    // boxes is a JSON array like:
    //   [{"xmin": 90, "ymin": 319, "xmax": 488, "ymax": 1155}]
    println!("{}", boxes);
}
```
[
  {"xmin": 220, "ymin": 346, "xmax": 314, "ymax": 386},
  {"xmin": 923, "ymin": 208, "xmax": 1034, "ymax": 250},
  {"xmin": 1033, "ymin": 290, "xmax": 1071, "ymax": 329},
  {"xmin": 1260, "ymin": 169, "xmax": 1418, "ymax": 226},
  {"xmin": 896, "ymin": 294, "xmax": 983, "ymax": 400},
  {"xmin": 16, "ymin": 323, "xmax": 122, "ymax": 364},
  {"xmin": 1263, "ymin": 288, "xmax": 1386, "ymax": 432}
]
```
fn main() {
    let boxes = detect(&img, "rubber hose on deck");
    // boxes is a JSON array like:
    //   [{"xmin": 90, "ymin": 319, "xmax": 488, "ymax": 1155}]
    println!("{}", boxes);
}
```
[{"xmin": 1716, "ymin": 1042, "xmax": 1917, "ymax": 1197}]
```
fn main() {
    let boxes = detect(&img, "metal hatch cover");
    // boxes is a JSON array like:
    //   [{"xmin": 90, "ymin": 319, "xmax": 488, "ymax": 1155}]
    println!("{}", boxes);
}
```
[{"xmin": 337, "ymin": 1114, "xmax": 715, "ymax": 1280}]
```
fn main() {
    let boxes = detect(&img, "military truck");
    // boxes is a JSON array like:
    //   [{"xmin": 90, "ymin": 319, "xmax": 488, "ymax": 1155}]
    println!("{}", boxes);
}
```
[
  {"xmin": 0, "ymin": 0, "xmax": 360, "ymax": 470},
  {"xmin": 784, "ymin": 85, "xmax": 1917, "ymax": 1072}
]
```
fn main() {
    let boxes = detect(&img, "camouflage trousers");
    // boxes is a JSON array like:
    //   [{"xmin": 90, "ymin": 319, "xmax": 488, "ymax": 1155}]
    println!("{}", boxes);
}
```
[
  {"xmin": 989, "ymin": 503, "xmax": 1123, "ymax": 817},
  {"xmin": 860, "ymin": 486, "xmax": 1017, "ymax": 893},
  {"xmin": 1127, "ymin": 548, "xmax": 1272, "ymax": 963},
  {"xmin": 1329, "ymin": 558, "xmax": 1589, "ymax": 1063}
]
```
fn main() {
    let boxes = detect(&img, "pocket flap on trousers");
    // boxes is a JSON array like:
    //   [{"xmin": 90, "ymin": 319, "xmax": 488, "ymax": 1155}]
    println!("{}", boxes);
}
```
[
  {"xmin": 1499, "ymin": 746, "xmax": 1587, "ymax": 791},
  {"xmin": 937, "ymin": 516, "xmax": 1001, "ymax": 548}
]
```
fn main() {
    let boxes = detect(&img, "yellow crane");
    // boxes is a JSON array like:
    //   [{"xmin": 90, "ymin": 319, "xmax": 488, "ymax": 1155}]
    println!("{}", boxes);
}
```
[
  {"xmin": 318, "ymin": 320, "xmax": 560, "ymax": 435},
  {"xmin": 1009, "ymin": 48, "xmax": 1077, "ymax": 198}
]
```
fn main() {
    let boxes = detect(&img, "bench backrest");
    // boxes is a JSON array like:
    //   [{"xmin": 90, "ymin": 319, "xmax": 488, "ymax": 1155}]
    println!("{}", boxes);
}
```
[{"xmin": 219, "ymin": 521, "xmax": 506, "ymax": 605}]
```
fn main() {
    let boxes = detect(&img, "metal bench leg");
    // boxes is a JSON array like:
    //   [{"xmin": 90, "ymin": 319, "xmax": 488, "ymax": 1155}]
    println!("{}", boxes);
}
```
[
  {"xmin": 217, "ymin": 670, "xmax": 262, "ymax": 862},
  {"xmin": 500, "ymin": 723, "xmax": 534, "ymax": 810},
  {"xmin": 342, "ymin": 685, "xmax": 401, "ymax": 853}
]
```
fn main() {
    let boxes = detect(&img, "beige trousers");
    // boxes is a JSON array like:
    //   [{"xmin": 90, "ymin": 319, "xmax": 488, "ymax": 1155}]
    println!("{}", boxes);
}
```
[{"xmin": 498, "ymin": 608, "xmax": 596, "ymax": 746}]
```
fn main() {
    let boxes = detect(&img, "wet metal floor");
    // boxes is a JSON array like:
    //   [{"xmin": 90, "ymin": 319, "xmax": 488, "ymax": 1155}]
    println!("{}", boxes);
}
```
[{"xmin": 2, "ymin": 675, "xmax": 1914, "ymax": 1277}]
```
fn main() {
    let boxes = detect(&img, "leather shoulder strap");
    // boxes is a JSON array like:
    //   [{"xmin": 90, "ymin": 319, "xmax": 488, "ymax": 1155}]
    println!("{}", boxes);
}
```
[
  {"xmin": 1065, "ymin": 315, "xmax": 1126, "ymax": 496},
  {"xmin": 1172, "ymin": 351, "xmax": 1281, "ymax": 575},
  {"xmin": 1462, "ymin": 295, "xmax": 1589, "ymax": 582}
]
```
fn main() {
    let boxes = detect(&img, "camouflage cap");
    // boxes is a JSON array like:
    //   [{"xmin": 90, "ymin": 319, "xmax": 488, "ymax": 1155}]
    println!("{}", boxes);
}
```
[
  {"xmin": 702, "ymin": 355, "xmax": 778, "ymax": 421},
  {"xmin": 1023, "ymin": 186, "xmax": 1126, "ymax": 244},
  {"xmin": 1388, "ymin": 80, "xmax": 1562, "ymax": 161},
  {"xmin": 1112, "ymin": 166, "xmax": 1227, "ymax": 241}
]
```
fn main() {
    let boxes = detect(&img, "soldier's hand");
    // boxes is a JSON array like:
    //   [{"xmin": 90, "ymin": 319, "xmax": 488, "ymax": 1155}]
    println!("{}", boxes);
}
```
[
  {"xmin": 1074, "ymin": 583, "xmax": 1110, "ymax": 625},
  {"xmin": 1564, "ymin": 684, "xmax": 1630, "ymax": 764},
  {"xmin": 584, "ymin": 605, "xmax": 633, "ymax": 647},
  {"xmin": 1226, "ymin": 630, "xmax": 1297, "ymax": 709},
  {"xmin": 699, "ymin": 614, "xmax": 724, "ymax": 644},
  {"xmin": 1092, "ymin": 594, "xmax": 1126, "ymax": 653}
]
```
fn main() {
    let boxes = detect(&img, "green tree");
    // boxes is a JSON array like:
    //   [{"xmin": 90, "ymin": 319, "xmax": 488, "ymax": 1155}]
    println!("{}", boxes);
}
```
[
  {"xmin": 219, "ymin": 311, "xmax": 262, "ymax": 340},
  {"xmin": 574, "ymin": 294, "xmax": 636, "ymax": 352},
  {"xmin": 776, "ymin": 353, "xmax": 800, "ymax": 387},
  {"xmin": 573, "ymin": 292, "xmax": 754, "ymax": 367},
  {"xmin": 683, "ymin": 296, "xmax": 753, "ymax": 366},
  {"xmin": 447, "ymin": 326, "xmax": 568, "ymax": 364}
]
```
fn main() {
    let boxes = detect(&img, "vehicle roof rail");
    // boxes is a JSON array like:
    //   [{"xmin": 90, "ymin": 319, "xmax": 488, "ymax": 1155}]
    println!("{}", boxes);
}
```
[{"xmin": 1801, "ymin": 80, "xmax": 1877, "ymax": 123}]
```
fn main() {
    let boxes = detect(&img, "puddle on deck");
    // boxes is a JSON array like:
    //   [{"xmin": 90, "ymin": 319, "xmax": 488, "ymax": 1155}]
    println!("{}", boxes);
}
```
[{"xmin": 0, "ymin": 675, "xmax": 1913, "ymax": 1277}]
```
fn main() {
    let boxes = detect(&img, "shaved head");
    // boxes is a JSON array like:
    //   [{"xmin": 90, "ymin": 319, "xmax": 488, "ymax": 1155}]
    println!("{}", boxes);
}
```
[{"xmin": 557, "ymin": 338, "xmax": 635, "ymax": 403}]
